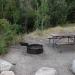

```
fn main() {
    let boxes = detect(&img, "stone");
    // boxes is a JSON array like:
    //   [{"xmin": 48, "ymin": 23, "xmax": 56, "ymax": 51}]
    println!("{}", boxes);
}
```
[
  {"xmin": 35, "ymin": 67, "xmax": 57, "ymax": 75},
  {"xmin": 71, "ymin": 60, "xmax": 75, "ymax": 73},
  {"xmin": 0, "ymin": 59, "xmax": 13, "ymax": 72},
  {"xmin": 0, "ymin": 71, "xmax": 15, "ymax": 75}
]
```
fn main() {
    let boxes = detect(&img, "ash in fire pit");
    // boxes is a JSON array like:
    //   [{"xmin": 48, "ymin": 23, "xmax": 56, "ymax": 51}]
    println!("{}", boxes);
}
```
[{"xmin": 27, "ymin": 44, "xmax": 43, "ymax": 54}]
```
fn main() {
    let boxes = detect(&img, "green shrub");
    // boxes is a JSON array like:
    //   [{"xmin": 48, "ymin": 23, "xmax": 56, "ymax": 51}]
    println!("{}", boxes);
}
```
[
  {"xmin": 0, "ymin": 39, "xmax": 8, "ymax": 54},
  {"xmin": 0, "ymin": 19, "xmax": 16, "ymax": 54},
  {"xmin": 49, "ymin": 0, "xmax": 68, "ymax": 26},
  {"xmin": 11, "ymin": 24, "xmax": 22, "ymax": 34}
]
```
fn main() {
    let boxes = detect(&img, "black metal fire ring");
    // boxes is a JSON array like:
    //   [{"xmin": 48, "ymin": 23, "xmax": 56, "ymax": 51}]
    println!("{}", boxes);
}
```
[
  {"xmin": 20, "ymin": 42, "xmax": 43, "ymax": 54},
  {"xmin": 27, "ymin": 44, "xmax": 43, "ymax": 54}
]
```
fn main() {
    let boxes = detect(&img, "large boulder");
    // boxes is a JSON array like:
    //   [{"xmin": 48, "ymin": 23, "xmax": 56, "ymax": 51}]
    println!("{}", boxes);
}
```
[
  {"xmin": 0, "ymin": 59, "xmax": 13, "ymax": 72},
  {"xmin": 0, "ymin": 71, "xmax": 15, "ymax": 75},
  {"xmin": 35, "ymin": 67, "xmax": 57, "ymax": 75},
  {"xmin": 71, "ymin": 60, "xmax": 75, "ymax": 73}
]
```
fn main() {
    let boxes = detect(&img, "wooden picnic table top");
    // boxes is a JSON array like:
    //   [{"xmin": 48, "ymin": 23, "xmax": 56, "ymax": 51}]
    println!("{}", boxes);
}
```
[{"xmin": 51, "ymin": 32, "xmax": 75, "ymax": 37}]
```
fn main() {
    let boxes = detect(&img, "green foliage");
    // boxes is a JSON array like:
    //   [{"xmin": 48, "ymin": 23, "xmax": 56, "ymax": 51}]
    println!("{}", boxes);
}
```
[
  {"xmin": 0, "ymin": 0, "xmax": 75, "ymax": 32},
  {"xmin": 34, "ymin": 0, "xmax": 49, "ymax": 30},
  {"xmin": 65, "ymin": 0, "xmax": 75, "ymax": 23},
  {"xmin": 0, "ymin": 39, "xmax": 8, "ymax": 54},
  {"xmin": 48, "ymin": 0, "xmax": 68, "ymax": 26},
  {"xmin": 0, "ymin": 0, "xmax": 20, "ymax": 24},
  {"xmin": 19, "ymin": 0, "xmax": 69, "ymax": 29},
  {"xmin": 0, "ymin": 19, "xmax": 16, "ymax": 54},
  {"xmin": 11, "ymin": 24, "xmax": 22, "ymax": 34}
]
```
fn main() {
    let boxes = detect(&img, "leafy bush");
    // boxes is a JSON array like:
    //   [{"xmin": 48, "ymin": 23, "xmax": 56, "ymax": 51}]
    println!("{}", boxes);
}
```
[
  {"xmin": 34, "ymin": 0, "xmax": 49, "ymax": 30},
  {"xmin": 11, "ymin": 24, "xmax": 22, "ymax": 34},
  {"xmin": 49, "ymin": 0, "xmax": 68, "ymax": 26},
  {"xmin": 0, "ymin": 39, "xmax": 8, "ymax": 54},
  {"xmin": 0, "ymin": 19, "xmax": 16, "ymax": 54}
]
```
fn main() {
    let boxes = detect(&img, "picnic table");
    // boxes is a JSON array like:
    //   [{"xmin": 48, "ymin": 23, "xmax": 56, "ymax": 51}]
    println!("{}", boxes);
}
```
[{"xmin": 48, "ymin": 32, "xmax": 75, "ymax": 47}]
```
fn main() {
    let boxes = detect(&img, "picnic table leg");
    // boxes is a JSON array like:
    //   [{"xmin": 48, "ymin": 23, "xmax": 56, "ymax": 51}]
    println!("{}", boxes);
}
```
[
  {"xmin": 48, "ymin": 38, "xmax": 56, "ymax": 47},
  {"xmin": 49, "ymin": 38, "xmax": 51, "ymax": 44},
  {"xmin": 68, "ymin": 36, "xmax": 69, "ymax": 44},
  {"xmin": 53, "ymin": 38, "xmax": 55, "ymax": 47},
  {"xmin": 74, "ymin": 36, "xmax": 75, "ymax": 44}
]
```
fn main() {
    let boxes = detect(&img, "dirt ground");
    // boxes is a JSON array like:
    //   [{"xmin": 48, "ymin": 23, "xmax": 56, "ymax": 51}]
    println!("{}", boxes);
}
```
[{"xmin": 1, "ymin": 35, "xmax": 75, "ymax": 75}]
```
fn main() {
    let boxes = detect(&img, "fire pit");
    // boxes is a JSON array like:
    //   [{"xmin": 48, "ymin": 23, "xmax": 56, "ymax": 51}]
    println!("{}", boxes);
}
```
[
  {"xmin": 20, "ymin": 42, "xmax": 43, "ymax": 54},
  {"xmin": 27, "ymin": 44, "xmax": 43, "ymax": 54}
]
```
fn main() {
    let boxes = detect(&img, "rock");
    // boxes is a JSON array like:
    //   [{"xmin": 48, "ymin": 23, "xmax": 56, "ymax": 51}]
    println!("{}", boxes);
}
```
[
  {"xmin": 35, "ymin": 67, "xmax": 57, "ymax": 75},
  {"xmin": 71, "ymin": 60, "xmax": 75, "ymax": 73},
  {"xmin": 0, "ymin": 71, "xmax": 15, "ymax": 75},
  {"xmin": 0, "ymin": 59, "xmax": 13, "ymax": 72}
]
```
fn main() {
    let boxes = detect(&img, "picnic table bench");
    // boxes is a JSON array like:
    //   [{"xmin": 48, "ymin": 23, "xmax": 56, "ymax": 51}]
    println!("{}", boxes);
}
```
[{"xmin": 48, "ymin": 32, "xmax": 75, "ymax": 47}]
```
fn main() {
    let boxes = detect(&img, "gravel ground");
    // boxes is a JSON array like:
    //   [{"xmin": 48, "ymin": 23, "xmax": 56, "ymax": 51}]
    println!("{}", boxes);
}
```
[{"xmin": 1, "ymin": 36, "xmax": 75, "ymax": 75}]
